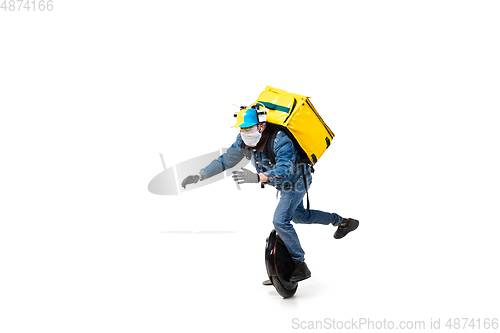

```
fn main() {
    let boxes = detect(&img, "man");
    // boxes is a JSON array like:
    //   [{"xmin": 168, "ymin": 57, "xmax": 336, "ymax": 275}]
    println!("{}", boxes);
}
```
[{"xmin": 181, "ymin": 108, "xmax": 359, "ymax": 282}]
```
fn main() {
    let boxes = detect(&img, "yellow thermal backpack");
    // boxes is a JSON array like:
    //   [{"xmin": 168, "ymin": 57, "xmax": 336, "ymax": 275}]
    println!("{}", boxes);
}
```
[{"xmin": 253, "ymin": 86, "xmax": 334, "ymax": 166}]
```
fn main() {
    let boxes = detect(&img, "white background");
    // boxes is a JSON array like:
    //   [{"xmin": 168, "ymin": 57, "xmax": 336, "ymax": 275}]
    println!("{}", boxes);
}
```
[{"xmin": 1, "ymin": 1, "xmax": 499, "ymax": 332}]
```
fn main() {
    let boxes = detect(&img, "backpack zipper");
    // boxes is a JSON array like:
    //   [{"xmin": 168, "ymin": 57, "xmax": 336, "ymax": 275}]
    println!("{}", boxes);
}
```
[
  {"xmin": 306, "ymin": 99, "xmax": 334, "ymax": 138},
  {"xmin": 283, "ymin": 98, "xmax": 297, "ymax": 124}
]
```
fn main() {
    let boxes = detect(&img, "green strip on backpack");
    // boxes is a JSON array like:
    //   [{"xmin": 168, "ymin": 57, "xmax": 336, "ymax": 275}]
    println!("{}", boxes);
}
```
[{"xmin": 257, "ymin": 101, "xmax": 291, "ymax": 113}]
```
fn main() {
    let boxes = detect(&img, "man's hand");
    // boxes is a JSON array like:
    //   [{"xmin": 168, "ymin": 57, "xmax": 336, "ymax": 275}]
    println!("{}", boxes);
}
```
[
  {"xmin": 181, "ymin": 174, "xmax": 201, "ymax": 189},
  {"xmin": 258, "ymin": 173, "xmax": 268, "ymax": 183},
  {"xmin": 232, "ymin": 167, "xmax": 259, "ymax": 184}
]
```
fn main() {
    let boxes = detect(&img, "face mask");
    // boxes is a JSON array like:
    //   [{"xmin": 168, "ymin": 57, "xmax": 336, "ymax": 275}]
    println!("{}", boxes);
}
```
[{"xmin": 241, "ymin": 126, "xmax": 262, "ymax": 147}]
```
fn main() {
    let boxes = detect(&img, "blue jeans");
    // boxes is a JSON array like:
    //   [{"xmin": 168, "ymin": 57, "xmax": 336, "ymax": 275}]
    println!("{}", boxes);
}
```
[{"xmin": 272, "ymin": 175, "xmax": 342, "ymax": 263}]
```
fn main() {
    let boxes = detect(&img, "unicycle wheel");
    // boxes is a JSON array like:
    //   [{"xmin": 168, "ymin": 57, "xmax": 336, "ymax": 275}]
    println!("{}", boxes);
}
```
[
  {"xmin": 269, "ymin": 276, "xmax": 297, "ymax": 298},
  {"xmin": 265, "ymin": 229, "xmax": 299, "ymax": 298}
]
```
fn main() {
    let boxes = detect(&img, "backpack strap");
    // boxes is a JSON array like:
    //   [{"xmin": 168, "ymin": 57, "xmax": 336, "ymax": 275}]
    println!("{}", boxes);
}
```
[
  {"xmin": 301, "ymin": 163, "xmax": 310, "ymax": 212},
  {"xmin": 266, "ymin": 127, "xmax": 312, "ymax": 212},
  {"xmin": 265, "ymin": 127, "xmax": 279, "ymax": 165}
]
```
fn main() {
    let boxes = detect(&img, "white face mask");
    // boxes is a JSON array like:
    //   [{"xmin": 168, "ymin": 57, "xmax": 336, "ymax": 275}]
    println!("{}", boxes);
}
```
[{"xmin": 241, "ymin": 126, "xmax": 262, "ymax": 147}]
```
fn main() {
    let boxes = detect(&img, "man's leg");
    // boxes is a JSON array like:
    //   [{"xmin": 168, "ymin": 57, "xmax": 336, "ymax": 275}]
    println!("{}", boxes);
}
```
[
  {"xmin": 293, "ymin": 200, "xmax": 343, "ymax": 226},
  {"xmin": 272, "ymin": 185, "xmax": 306, "ymax": 263},
  {"xmin": 292, "ymin": 180, "xmax": 359, "ymax": 239},
  {"xmin": 272, "ymin": 181, "xmax": 313, "ymax": 282}
]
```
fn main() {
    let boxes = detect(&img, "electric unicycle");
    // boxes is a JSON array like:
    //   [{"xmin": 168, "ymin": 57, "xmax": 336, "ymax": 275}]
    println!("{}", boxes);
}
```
[{"xmin": 264, "ymin": 229, "xmax": 298, "ymax": 298}]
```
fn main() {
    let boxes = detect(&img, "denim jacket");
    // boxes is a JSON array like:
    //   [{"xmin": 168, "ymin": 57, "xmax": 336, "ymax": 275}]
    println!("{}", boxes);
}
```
[{"xmin": 199, "ymin": 130, "xmax": 312, "ymax": 190}]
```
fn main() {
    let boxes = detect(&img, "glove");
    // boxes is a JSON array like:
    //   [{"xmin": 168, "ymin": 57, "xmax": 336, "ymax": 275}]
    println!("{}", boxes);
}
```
[
  {"xmin": 181, "ymin": 174, "xmax": 200, "ymax": 189},
  {"xmin": 232, "ymin": 167, "xmax": 259, "ymax": 184}
]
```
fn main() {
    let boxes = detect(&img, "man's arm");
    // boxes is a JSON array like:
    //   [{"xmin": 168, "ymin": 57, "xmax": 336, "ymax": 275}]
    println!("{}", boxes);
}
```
[
  {"xmin": 198, "ymin": 133, "xmax": 246, "ymax": 181},
  {"xmin": 262, "ymin": 131, "xmax": 295, "ymax": 184}
]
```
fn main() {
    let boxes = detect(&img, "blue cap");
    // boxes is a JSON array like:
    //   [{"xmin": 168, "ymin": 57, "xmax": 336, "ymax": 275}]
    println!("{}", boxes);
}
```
[{"xmin": 232, "ymin": 108, "xmax": 259, "ymax": 128}]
